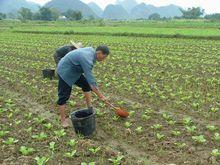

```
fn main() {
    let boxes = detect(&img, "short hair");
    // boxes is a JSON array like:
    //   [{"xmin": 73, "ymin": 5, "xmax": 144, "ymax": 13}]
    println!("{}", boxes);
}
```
[{"xmin": 96, "ymin": 45, "xmax": 110, "ymax": 55}]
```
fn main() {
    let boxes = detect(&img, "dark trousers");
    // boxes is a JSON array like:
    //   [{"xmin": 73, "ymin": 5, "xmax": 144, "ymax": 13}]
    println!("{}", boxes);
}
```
[{"xmin": 57, "ymin": 75, "xmax": 91, "ymax": 105}]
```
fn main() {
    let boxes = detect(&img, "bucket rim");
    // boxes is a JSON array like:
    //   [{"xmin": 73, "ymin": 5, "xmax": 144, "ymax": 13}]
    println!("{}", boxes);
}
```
[{"xmin": 71, "ymin": 109, "xmax": 96, "ymax": 121}]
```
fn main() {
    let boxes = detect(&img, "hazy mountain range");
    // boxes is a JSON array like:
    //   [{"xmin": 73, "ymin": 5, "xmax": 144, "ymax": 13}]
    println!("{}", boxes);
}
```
[{"xmin": 0, "ymin": 0, "xmax": 183, "ymax": 19}]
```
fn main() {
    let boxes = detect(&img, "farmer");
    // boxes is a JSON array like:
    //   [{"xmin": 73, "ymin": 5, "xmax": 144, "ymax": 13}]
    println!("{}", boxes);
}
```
[
  {"xmin": 57, "ymin": 45, "xmax": 110, "ymax": 127},
  {"xmin": 54, "ymin": 41, "xmax": 83, "ymax": 65}
]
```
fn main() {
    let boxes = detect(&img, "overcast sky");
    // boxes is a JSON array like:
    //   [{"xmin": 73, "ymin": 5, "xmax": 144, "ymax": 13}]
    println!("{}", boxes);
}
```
[{"xmin": 27, "ymin": 0, "xmax": 220, "ymax": 14}]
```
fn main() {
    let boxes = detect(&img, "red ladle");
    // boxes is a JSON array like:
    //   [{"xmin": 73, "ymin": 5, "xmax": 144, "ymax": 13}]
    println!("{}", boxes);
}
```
[{"xmin": 105, "ymin": 101, "xmax": 129, "ymax": 118}]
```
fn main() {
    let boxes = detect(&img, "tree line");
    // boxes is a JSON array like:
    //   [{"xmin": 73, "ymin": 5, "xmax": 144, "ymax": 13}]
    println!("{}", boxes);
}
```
[
  {"xmin": 0, "ymin": 7, "xmax": 220, "ymax": 21},
  {"xmin": 0, "ymin": 7, "xmax": 83, "ymax": 21}
]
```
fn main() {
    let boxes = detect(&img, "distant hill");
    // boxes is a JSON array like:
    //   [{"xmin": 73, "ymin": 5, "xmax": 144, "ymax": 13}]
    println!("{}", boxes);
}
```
[
  {"xmin": 116, "ymin": 0, "xmax": 138, "ymax": 13},
  {"xmin": 0, "ymin": 0, "xmax": 39, "ymax": 13},
  {"xmin": 88, "ymin": 2, "xmax": 103, "ymax": 17},
  {"xmin": 102, "ymin": 4, "xmax": 129, "ymax": 20},
  {"xmin": 44, "ymin": 0, "xmax": 97, "ymax": 18},
  {"xmin": 131, "ymin": 3, "xmax": 182, "ymax": 19}
]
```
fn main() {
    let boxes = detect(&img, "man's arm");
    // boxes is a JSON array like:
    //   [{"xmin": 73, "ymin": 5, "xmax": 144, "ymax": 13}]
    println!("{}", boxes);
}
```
[{"xmin": 79, "ymin": 57, "xmax": 107, "ymax": 101}]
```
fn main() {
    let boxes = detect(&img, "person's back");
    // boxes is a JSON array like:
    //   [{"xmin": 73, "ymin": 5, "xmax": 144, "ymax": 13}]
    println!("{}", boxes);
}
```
[{"xmin": 54, "ymin": 45, "xmax": 76, "ymax": 65}]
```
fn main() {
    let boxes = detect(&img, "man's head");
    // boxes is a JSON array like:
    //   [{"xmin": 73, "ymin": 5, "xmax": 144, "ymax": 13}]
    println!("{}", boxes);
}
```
[{"xmin": 96, "ymin": 45, "xmax": 110, "ymax": 62}]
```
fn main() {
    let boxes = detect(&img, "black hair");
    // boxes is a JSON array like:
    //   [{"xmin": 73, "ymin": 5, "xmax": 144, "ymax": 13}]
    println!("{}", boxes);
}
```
[{"xmin": 96, "ymin": 45, "xmax": 110, "ymax": 55}]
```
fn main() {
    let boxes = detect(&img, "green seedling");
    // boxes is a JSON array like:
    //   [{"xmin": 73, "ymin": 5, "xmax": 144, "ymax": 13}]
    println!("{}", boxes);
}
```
[
  {"xmin": 15, "ymin": 120, "xmax": 21, "ymax": 125},
  {"xmin": 174, "ymin": 142, "xmax": 187, "ymax": 149},
  {"xmin": 183, "ymin": 117, "xmax": 192, "ymax": 125},
  {"xmin": 24, "ymin": 112, "xmax": 32, "ymax": 119},
  {"xmin": 171, "ymin": 130, "xmax": 181, "ymax": 136},
  {"xmin": 54, "ymin": 129, "xmax": 66, "ymax": 137},
  {"xmin": 19, "ymin": 146, "xmax": 35, "ymax": 156},
  {"xmin": 124, "ymin": 122, "xmax": 132, "ymax": 128},
  {"xmin": 0, "ymin": 108, "xmax": 7, "ymax": 114},
  {"xmin": 206, "ymin": 125, "xmax": 217, "ymax": 132},
  {"xmin": 43, "ymin": 123, "xmax": 53, "ymax": 129},
  {"xmin": 49, "ymin": 141, "xmax": 56, "ymax": 152},
  {"xmin": 167, "ymin": 120, "xmax": 176, "ymax": 125},
  {"xmin": 25, "ymin": 126, "xmax": 32, "ymax": 133},
  {"xmin": 112, "ymin": 116, "xmax": 119, "ymax": 121},
  {"xmin": 89, "ymin": 146, "xmax": 101, "ymax": 155},
  {"xmin": 67, "ymin": 139, "xmax": 78, "ymax": 147},
  {"xmin": 185, "ymin": 125, "xmax": 197, "ymax": 133},
  {"xmin": 32, "ymin": 132, "xmax": 48, "ymax": 140},
  {"xmin": 210, "ymin": 107, "xmax": 218, "ymax": 113},
  {"xmin": 151, "ymin": 124, "xmax": 163, "ymax": 130},
  {"xmin": 69, "ymin": 100, "xmax": 76, "ymax": 107},
  {"xmin": 0, "ymin": 130, "xmax": 9, "ymax": 138},
  {"xmin": 141, "ymin": 114, "xmax": 151, "ymax": 121},
  {"xmin": 162, "ymin": 113, "xmax": 172, "ymax": 121},
  {"xmin": 108, "ymin": 155, "xmax": 124, "ymax": 165},
  {"xmin": 214, "ymin": 133, "xmax": 220, "ymax": 141},
  {"xmin": 34, "ymin": 117, "xmax": 45, "ymax": 124},
  {"xmin": 81, "ymin": 162, "xmax": 95, "ymax": 165},
  {"xmin": 64, "ymin": 150, "xmax": 77, "ymax": 158},
  {"xmin": 3, "ymin": 137, "xmax": 19, "ymax": 145},
  {"xmin": 135, "ymin": 126, "xmax": 143, "ymax": 134},
  {"xmin": 192, "ymin": 135, "xmax": 206, "ymax": 143},
  {"xmin": 129, "ymin": 110, "xmax": 135, "ymax": 116},
  {"xmin": 211, "ymin": 149, "xmax": 220, "ymax": 157},
  {"xmin": 156, "ymin": 133, "xmax": 165, "ymax": 140},
  {"xmin": 7, "ymin": 112, "xmax": 13, "ymax": 118},
  {"xmin": 34, "ymin": 156, "xmax": 50, "ymax": 165}
]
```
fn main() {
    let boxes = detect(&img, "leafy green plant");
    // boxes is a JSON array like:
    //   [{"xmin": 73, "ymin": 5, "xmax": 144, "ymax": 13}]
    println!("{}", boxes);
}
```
[
  {"xmin": 89, "ymin": 146, "xmax": 101, "ymax": 155},
  {"xmin": 33, "ymin": 117, "xmax": 45, "ymax": 124},
  {"xmin": 81, "ymin": 162, "xmax": 95, "ymax": 165},
  {"xmin": 167, "ymin": 120, "xmax": 176, "ymax": 125},
  {"xmin": 206, "ymin": 125, "xmax": 217, "ymax": 132},
  {"xmin": 124, "ymin": 122, "xmax": 132, "ymax": 128},
  {"xmin": 192, "ymin": 135, "xmax": 206, "ymax": 143},
  {"xmin": 151, "ymin": 124, "xmax": 163, "ymax": 130},
  {"xmin": 156, "ymin": 133, "xmax": 165, "ymax": 140},
  {"xmin": 112, "ymin": 116, "xmax": 119, "ymax": 121},
  {"xmin": 25, "ymin": 126, "xmax": 32, "ymax": 133},
  {"xmin": 3, "ymin": 137, "xmax": 19, "ymax": 145},
  {"xmin": 49, "ymin": 141, "xmax": 56, "ymax": 153},
  {"xmin": 171, "ymin": 130, "xmax": 181, "ymax": 136},
  {"xmin": 183, "ymin": 117, "xmax": 192, "ymax": 125},
  {"xmin": 32, "ymin": 132, "xmax": 48, "ymax": 140},
  {"xmin": 108, "ymin": 155, "xmax": 124, "ymax": 165},
  {"xmin": 64, "ymin": 150, "xmax": 77, "ymax": 158},
  {"xmin": 0, "ymin": 130, "xmax": 9, "ymax": 138},
  {"xmin": 43, "ymin": 123, "xmax": 53, "ymax": 129},
  {"xmin": 67, "ymin": 139, "xmax": 78, "ymax": 147},
  {"xmin": 19, "ymin": 146, "xmax": 35, "ymax": 155},
  {"xmin": 34, "ymin": 156, "xmax": 49, "ymax": 165},
  {"xmin": 185, "ymin": 125, "xmax": 197, "ymax": 133},
  {"xmin": 174, "ymin": 142, "xmax": 187, "ymax": 149},
  {"xmin": 24, "ymin": 112, "xmax": 32, "ymax": 119},
  {"xmin": 141, "ymin": 114, "xmax": 151, "ymax": 121},
  {"xmin": 135, "ymin": 126, "xmax": 143, "ymax": 134},
  {"xmin": 211, "ymin": 149, "xmax": 220, "ymax": 157},
  {"xmin": 54, "ymin": 129, "xmax": 66, "ymax": 138},
  {"xmin": 214, "ymin": 133, "xmax": 220, "ymax": 141},
  {"xmin": 15, "ymin": 120, "xmax": 21, "ymax": 125}
]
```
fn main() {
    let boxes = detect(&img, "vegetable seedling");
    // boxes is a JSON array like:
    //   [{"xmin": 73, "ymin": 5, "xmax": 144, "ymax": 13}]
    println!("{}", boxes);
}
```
[
  {"xmin": 214, "ymin": 133, "xmax": 220, "ymax": 141},
  {"xmin": 67, "ymin": 139, "xmax": 78, "ymax": 147},
  {"xmin": 64, "ymin": 150, "xmax": 77, "ymax": 158},
  {"xmin": 34, "ymin": 156, "xmax": 49, "ymax": 165},
  {"xmin": 151, "ymin": 124, "xmax": 163, "ymax": 130},
  {"xmin": 135, "ymin": 126, "xmax": 143, "ymax": 134},
  {"xmin": 0, "ymin": 130, "xmax": 9, "ymax": 138},
  {"xmin": 156, "ymin": 133, "xmax": 165, "ymax": 140},
  {"xmin": 54, "ymin": 129, "xmax": 66, "ymax": 138},
  {"xmin": 185, "ymin": 125, "xmax": 197, "ymax": 133},
  {"xmin": 49, "ymin": 141, "xmax": 56, "ymax": 153},
  {"xmin": 81, "ymin": 162, "xmax": 95, "ymax": 165},
  {"xmin": 108, "ymin": 155, "xmax": 124, "ymax": 165},
  {"xmin": 211, "ymin": 149, "xmax": 220, "ymax": 157},
  {"xmin": 206, "ymin": 125, "xmax": 217, "ymax": 132},
  {"xmin": 124, "ymin": 122, "xmax": 132, "ymax": 128},
  {"xmin": 183, "ymin": 117, "xmax": 192, "ymax": 125},
  {"xmin": 171, "ymin": 130, "xmax": 181, "ymax": 136},
  {"xmin": 3, "ymin": 137, "xmax": 18, "ymax": 145},
  {"xmin": 141, "ymin": 114, "xmax": 151, "ymax": 121},
  {"xmin": 32, "ymin": 132, "xmax": 48, "ymax": 140},
  {"xmin": 192, "ymin": 135, "xmax": 206, "ymax": 143},
  {"xmin": 89, "ymin": 146, "xmax": 101, "ymax": 155},
  {"xmin": 34, "ymin": 117, "xmax": 45, "ymax": 124},
  {"xmin": 43, "ymin": 123, "xmax": 53, "ymax": 129},
  {"xmin": 19, "ymin": 146, "xmax": 35, "ymax": 156},
  {"xmin": 174, "ymin": 142, "xmax": 187, "ymax": 149}
]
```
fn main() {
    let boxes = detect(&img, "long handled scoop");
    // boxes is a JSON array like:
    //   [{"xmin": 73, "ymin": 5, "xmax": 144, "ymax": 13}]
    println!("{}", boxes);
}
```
[{"xmin": 105, "ymin": 101, "xmax": 129, "ymax": 118}]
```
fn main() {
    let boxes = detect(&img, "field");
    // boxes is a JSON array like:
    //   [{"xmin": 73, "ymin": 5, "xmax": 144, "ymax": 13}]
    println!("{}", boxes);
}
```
[{"xmin": 0, "ymin": 20, "xmax": 220, "ymax": 165}]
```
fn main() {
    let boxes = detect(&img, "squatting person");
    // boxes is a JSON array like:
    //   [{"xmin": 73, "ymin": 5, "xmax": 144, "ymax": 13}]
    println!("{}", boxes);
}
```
[
  {"xmin": 54, "ymin": 41, "xmax": 83, "ymax": 65},
  {"xmin": 57, "ymin": 45, "xmax": 110, "ymax": 127}
]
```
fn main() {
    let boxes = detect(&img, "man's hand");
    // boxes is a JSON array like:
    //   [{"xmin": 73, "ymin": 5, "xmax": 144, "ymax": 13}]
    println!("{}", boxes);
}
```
[{"xmin": 91, "ymin": 86, "xmax": 109, "ymax": 105}]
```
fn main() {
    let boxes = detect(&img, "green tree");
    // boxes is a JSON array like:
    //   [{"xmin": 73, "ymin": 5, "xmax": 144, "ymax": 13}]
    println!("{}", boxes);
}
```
[
  {"xmin": 0, "ymin": 13, "xmax": 6, "ymax": 20},
  {"xmin": 205, "ymin": 13, "xmax": 220, "ymax": 20},
  {"xmin": 50, "ymin": 9, "xmax": 60, "ymax": 21},
  {"xmin": 65, "ymin": 10, "xmax": 82, "ymax": 21},
  {"xmin": 180, "ymin": 7, "xmax": 204, "ymax": 19},
  {"xmin": 39, "ymin": 7, "xmax": 53, "ymax": 21},
  {"xmin": 18, "ymin": 7, "xmax": 33, "ymax": 20},
  {"xmin": 149, "ymin": 13, "xmax": 161, "ymax": 20}
]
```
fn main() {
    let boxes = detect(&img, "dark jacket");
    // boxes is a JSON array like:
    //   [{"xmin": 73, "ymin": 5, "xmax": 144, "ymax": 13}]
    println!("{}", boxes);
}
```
[{"xmin": 54, "ymin": 45, "xmax": 76, "ymax": 64}]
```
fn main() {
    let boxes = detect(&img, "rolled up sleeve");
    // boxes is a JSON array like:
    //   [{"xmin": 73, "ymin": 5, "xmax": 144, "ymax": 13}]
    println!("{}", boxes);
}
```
[{"xmin": 79, "ymin": 57, "xmax": 97, "ymax": 88}]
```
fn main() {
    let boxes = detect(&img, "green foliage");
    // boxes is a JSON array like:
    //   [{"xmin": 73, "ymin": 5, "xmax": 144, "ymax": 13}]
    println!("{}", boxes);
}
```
[
  {"xmin": 64, "ymin": 10, "xmax": 82, "ymax": 21},
  {"xmin": 89, "ymin": 146, "xmax": 101, "ymax": 154},
  {"xmin": 180, "ymin": 7, "xmax": 204, "ymax": 19},
  {"xmin": 0, "ymin": 13, "xmax": 6, "ymax": 20},
  {"xmin": 18, "ymin": 7, "xmax": 33, "ymax": 20},
  {"xmin": 67, "ymin": 139, "xmax": 78, "ymax": 147},
  {"xmin": 205, "ymin": 13, "xmax": 220, "ymax": 20},
  {"xmin": 34, "ymin": 156, "xmax": 50, "ymax": 165},
  {"xmin": 19, "ymin": 146, "xmax": 35, "ymax": 155},
  {"xmin": 108, "ymin": 155, "xmax": 124, "ymax": 165},
  {"xmin": 214, "ymin": 133, "xmax": 220, "ymax": 141},
  {"xmin": 0, "ymin": 130, "xmax": 9, "ymax": 138},
  {"xmin": 32, "ymin": 132, "xmax": 48, "ymax": 140},
  {"xmin": 149, "ymin": 13, "xmax": 161, "ymax": 20},
  {"xmin": 211, "ymin": 149, "xmax": 220, "ymax": 157},
  {"xmin": 64, "ymin": 150, "xmax": 77, "ymax": 158},
  {"xmin": 3, "ymin": 137, "xmax": 19, "ymax": 145},
  {"xmin": 54, "ymin": 129, "xmax": 66, "ymax": 138},
  {"xmin": 192, "ymin": 135, "xmax": 206, "ymax": 143}
]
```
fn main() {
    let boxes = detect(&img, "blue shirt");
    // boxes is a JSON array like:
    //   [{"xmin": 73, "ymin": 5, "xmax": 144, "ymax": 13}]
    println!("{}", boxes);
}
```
[{"xmin": 57, "ymin": 47, "xmax": 97, "ymax": 88}]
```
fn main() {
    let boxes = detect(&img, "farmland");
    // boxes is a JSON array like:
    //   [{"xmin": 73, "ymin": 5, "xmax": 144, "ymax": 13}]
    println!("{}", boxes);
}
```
[{"xmin": 0, "ymin": 20, "xmax": 220, "ymax": 165}]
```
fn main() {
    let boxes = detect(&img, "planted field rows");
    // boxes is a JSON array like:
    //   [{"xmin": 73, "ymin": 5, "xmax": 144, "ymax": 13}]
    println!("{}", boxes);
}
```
[{"xmin": 0, "ymin": 31, "xmax": 219, "ymax": 164}]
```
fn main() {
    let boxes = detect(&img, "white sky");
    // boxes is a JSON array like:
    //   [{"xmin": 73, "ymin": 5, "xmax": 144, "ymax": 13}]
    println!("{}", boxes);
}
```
[{"xmin": 27, "ymin": 0, "xmax": 220, "ymax": 14}]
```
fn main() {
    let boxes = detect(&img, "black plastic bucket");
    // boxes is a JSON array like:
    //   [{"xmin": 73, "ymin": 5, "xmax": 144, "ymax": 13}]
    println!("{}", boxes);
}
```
[
  {"xmin": 42, "ymin": 69, "xmax": 55, "ymax": 80},
  {"xmin": 71, "ymin": 108, "xmax": 96, "ymax": 138}
]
